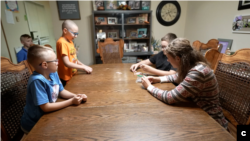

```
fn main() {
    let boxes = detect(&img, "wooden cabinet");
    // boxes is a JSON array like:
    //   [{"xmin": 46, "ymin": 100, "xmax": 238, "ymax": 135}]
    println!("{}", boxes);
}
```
[{"xmin": 92, "ymin": 10, "xmax": 153, "ymax": 64}]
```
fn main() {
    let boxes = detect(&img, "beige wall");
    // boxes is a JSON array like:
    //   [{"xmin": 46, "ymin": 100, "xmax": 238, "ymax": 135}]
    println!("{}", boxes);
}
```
[
  {"xmin": 184, "ymin": 1, "xmax": 250, "ymax": 52},
  {"xmin": 1, "ymin": 28, "xmax": 10, "ymax": 59},
  {"xmin": 1, "ymin": 1, "xmax": 56, "ymax": 64}
]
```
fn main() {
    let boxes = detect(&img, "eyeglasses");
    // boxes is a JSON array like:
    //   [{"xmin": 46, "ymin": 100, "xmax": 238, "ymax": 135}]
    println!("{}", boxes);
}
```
[
  {"xmin": 67, "ymin": 29, "xmax": 79, "ymax": 36},
  {"xmin": 39, "ymin": 59, "xmax": 59, "ymax": 66}
]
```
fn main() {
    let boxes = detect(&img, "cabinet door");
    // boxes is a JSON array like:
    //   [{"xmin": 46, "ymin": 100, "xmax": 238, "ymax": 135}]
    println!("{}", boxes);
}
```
[{"xmin": 124, "ymin": 12, "xmax": 151, "ymax": 53}]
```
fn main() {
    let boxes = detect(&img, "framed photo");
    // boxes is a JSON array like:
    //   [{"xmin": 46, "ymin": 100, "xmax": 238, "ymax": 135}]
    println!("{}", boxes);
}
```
[
  {"xmin": 104, "ymin": 0, "xmax": 118, "ymax": 10},
  {"xmin": 108, "ymin": 17, "xmax": 118, "ymax": 24},
  {"xmin": 128, "ymin": 0, "xmax": 135, "ymax": 9},
  {"xmin": 126, "ymin": 30, "xmax": 137, "ymax": 38},
  {"xmin": 93, "ymin": 1, "xmax": 104, "ymax": 11},
  {"xmin": 138, "ymin": 17, "xmax": 145, "ymax": 24},
  {"xmin": 232, "ymin": 15, "xmax": 250, "ymax": 33},
  {"xmin": 134, "ymin": 0, "xmax": 141, "ymax": 9},
  {"xmin": 238, "ymin": 0, "xmax": 250, "ymax": 10},
  {"xmin": 126, "ymin": 17, "xmax": 138, "ymax": 24},
  {"xmin": 137, "ymin": 28, "xmax": 147, "ymax": 38},
  {"xmin": 107, "ymin": 31, "xmax": 118, "ymax": 38},
  {"xmin": 218, "ymin": 38, "xmax": 233, "ymax": 54},
  {"xmin": 95, "ymin": 17, "xmax": 107, "ymax": 24},
  {"xmin": 57, "ymin": 1, "xmax": 81, "ymax": 20},
  {"xmin": 141, "ymin": 1, "xmax": 150, "ymax": 10},
  {"xmin": 129, "ymin": 41, "xmax": 137, "ymax": 50},
  {"xmin": 118, "ymin": 1, "xmax": 127, "ymax": 6},
  {"xmin": 137, "ymin": 43, "xmax": 147, "ymax": 52}
]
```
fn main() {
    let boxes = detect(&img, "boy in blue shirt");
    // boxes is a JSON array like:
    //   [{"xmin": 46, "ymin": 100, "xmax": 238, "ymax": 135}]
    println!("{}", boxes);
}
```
[
  {"xmin": 16, "ymin": 34, "xmax": 33, "ymax": 63},
  {"xmin": 21, "ymin": 45, "xmax": 87, "ymax": 133}
]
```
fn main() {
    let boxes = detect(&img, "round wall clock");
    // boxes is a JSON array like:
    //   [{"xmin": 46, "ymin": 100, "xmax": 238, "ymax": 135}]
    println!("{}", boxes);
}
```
[{"xmin": 156, "ymin": 1, "xmax": 181, "ymax": 26}]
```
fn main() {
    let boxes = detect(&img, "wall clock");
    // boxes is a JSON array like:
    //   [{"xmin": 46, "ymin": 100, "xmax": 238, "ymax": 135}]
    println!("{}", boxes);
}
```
[{"xmin": 156, "ymin": 1, "xmax": 181, "ymax": 26}]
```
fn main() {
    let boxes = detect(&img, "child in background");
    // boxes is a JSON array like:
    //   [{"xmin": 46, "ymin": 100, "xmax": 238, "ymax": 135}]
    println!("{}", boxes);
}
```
[
  {"xmin": 21, "ymin": 45, "xmax": 87, "ymax": 133},
  {"xmin": 16, "ymin": 34, "xmax": 33, "ymax": 63},
  {"xmin": 57, "ymin": 20, "xmax": 92, "ymax": 86},
  {"xmin": 130, "ymin": 33, "xmax": 177, "ymax": 76}
]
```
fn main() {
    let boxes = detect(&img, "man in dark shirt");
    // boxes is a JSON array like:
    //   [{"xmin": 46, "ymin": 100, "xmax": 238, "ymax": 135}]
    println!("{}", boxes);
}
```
[{"xmin": 130, "ymin": 33, "xmax": 177, "ymax": 76}]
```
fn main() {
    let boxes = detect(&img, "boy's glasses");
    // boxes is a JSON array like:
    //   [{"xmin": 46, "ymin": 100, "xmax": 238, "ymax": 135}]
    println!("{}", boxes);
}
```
[
  {"xmin": 67, "ymin": 29, "xmax": 79, "ymax": 36},
  {"xmin": 39, "ymin": 59, "xmax": 59, "ymax": 66}
]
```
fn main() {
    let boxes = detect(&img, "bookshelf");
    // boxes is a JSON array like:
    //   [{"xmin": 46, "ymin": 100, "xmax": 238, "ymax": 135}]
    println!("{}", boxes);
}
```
[{"xmin": 92, "ymin": 10, "xmax": 153, "ymax": 64}]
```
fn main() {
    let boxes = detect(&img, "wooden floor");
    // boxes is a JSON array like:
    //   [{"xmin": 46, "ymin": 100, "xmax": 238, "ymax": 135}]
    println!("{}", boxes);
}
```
[{"xmin": 24, "ymin": 63, "xmax": 235, "ymax": 141}]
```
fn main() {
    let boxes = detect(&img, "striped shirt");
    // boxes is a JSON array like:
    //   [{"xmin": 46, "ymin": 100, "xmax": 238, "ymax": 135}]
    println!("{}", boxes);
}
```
[{"xmin": 147, "ymin": 64, "xmax": 228, "ymax": 128}]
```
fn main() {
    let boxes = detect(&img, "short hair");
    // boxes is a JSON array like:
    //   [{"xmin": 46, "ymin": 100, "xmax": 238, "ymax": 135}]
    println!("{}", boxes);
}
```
[
  {"xmin": 62, "ymin": 20, "xmax": 77, "ymax": 30},
  {"xmin": 27, "ymin": 45, "xmax": 54, "ymax": 66},
  {"xmin": 161, "ymin": 33, "xmax": 177, "ymax": 43},
  {"xmin": 20, "ymin": 34, "xmax": 31, "ymax": 41}
]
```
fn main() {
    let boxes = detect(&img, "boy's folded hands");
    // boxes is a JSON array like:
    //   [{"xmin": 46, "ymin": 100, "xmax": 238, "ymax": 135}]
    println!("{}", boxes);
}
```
[{"xmin": 72, "ymin": 94, "xmax": 87, "ymax": 105}]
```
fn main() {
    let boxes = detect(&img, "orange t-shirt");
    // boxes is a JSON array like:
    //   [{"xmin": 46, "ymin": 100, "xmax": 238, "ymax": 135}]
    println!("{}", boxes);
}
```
[{"xmin": 56, "ymin": 37, "xmax": 78, "ymax": 81}]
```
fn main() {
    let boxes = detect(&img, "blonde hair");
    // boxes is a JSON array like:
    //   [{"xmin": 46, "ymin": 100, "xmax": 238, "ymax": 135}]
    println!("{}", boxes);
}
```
[
  {"xmin": 27, "ymin": 45, "xmax": 54, "ymax": 66},
  {"xmin": 161, "ymin": 33, "xmax": 177, "ymax": 43},
  {"xmin": 164, "ymin": 38, "xmax": 209, "ymax": 83}
]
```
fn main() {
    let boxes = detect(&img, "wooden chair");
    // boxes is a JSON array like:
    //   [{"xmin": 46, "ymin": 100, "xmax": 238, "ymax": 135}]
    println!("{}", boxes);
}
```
[
  {"xmin": 204, "ymin": 49, "xmax": 222, "ymax": 71},
  {"xmin": 213, "ymin": 48, "xmax": 250, "ymax": 138},
  {"xmin": 1, "ymin": 57, "xmax": 33, "ymax": 141},
  {"xmin": 192, "ymin": 39, "xmax": 219, "ymax": 55},
  {"xmin": 96, "ymin": 38, "xmax": 124, "ymax": 64}
]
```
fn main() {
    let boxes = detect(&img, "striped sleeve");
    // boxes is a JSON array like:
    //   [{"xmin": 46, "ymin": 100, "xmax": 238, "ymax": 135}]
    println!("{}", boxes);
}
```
[
  {"xmin": 147, "ymin": 71, "xmax": 205, "ymax": 104},
  {"xmin": 160, "ymin": 73, "xmax": 178, "ymax": 83}
]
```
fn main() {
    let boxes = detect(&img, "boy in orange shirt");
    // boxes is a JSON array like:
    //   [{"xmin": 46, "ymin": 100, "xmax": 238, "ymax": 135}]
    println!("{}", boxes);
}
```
[{"xmin": 57, "ymin": 20, "xmax": 93, "ymax": 86}]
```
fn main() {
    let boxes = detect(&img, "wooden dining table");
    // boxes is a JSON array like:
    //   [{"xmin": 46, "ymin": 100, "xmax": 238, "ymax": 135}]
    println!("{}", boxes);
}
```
[{"xmin": 24, "ymin": 63, "xmax": 235, "ymax": 141}]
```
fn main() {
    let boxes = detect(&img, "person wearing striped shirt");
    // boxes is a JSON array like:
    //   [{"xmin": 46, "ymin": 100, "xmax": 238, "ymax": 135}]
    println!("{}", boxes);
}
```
[{"xmin": 141, "ymin": 38, "xmax": 228, "ymax": 129}]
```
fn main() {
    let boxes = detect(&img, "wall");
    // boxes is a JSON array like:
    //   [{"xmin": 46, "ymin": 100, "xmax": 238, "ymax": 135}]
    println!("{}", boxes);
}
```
[
  {"xmin": 151, "ymin": 1, "xmax": 188, "ymax": 41},
  {"xmin": 1, "ymin": 1, "xmax": 56, "ymax": 64},
  {"xmin": 184, "ymin": 1, "xmax": 250, "ymax": 52},
  {"xmin": 1, "ymin": 28, "xmax": 10, "ymax": 59},
  {"xmin": 49, "ymin": 1, "xmax": 95, "ymax": 66}
]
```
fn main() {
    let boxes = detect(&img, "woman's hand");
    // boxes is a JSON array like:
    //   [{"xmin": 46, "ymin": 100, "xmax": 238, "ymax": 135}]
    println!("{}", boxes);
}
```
[{"xmin": 141, "ymin": 76, "xmax": 153, "ymax": 89}]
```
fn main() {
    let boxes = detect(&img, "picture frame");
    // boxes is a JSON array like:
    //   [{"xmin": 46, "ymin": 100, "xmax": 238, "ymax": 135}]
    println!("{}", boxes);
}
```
[
  {"xmin": 137, "ymin": 42, "xmax": 147, "ymax": 52},
  {"xmin": 238, "ymin": 0, "xmax": 250, "ymax": 10},
  {"xmin": 126, "ymin": 30, "xmax": 137, "ymax": 38},
  {"xmin": 104, "ymin": 0, "xmax": 118, "ymax": 10},
  {"xmin": 127, "ymin": 0, "xmax": 135, "ymax": 9},
  {"xmin": 232, "ymin": 15, "xmax": 250, "ymax": 33},
  {"xmin": 57, "ymin": 1, "xmax": 81, "ymax": 20},
  {"xmin": 141, "ymin": 1, "xmax": 150, "ymax": 10},
  {"xmin": 138, "ymin": 17, "xmax": 145, "ymax": 24},
  {"xmin": 107, "ymin": 30, "xmax": 119, "ymax": 38},
  {"xmin": 95, "ymin": 17, "xmax": 107, "ymax": 24},
  {"xmin": 134, "ymin": 0, "xmax": 141, "ymax": 9},
  {"xmin": 129, "ymin": 41, "xmax": 137, "ymax": 50},
  {"xmin": 107, "ymin": 17, "xmax": 118, "ymax": 24},
  {"xmin": 218, "ymin": 38, "xmax": 233, "ymax": 54},
  {"xmin": 93, "ymin": 0, "xmax": 104, "ymax": 11},
  {"xmin": 126, "ymin": 17, "xmax": 138, "ymax": 24},
  {"xmin": 137, "ymin": 28, "xmax": 147, "ymax": 38}
]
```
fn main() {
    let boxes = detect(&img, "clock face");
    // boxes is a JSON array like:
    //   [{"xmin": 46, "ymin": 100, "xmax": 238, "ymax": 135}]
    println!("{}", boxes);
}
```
[
  {"xmin": 156, "ymin": 1, "xmax": 181, "ymax": 26},
  {"xmin": 161, "ymin": 3, "xmax": 177, "ymax": 22}
]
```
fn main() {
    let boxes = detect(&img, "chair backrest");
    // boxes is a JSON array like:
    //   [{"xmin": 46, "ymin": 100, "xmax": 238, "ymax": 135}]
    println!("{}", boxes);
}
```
[
  {"xmin": 192, "ymin": 39, "xmax": 219, "ymax": 56},
  {"xmin": 1, "ymin": 57, "xmax": 33, "ymax": 141},
  {"xmin": 204, "ymin": 49, "xmax": 223, "ymax": 71},
  {"xmin": 96, "ymin": 38, "xmax": 124, "ymax": 64},
  {"xmin": 214, "ymin": 48, "xmax": 250, "ymax": 127}
]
